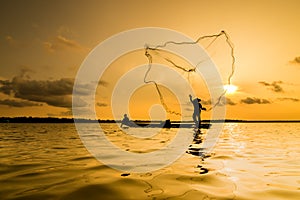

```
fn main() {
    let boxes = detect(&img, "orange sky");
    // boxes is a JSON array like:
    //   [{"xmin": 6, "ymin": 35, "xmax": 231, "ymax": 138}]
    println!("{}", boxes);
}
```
[{"xmin": 0, "ymin": 0, "xmax": 300, "ymax": 120}]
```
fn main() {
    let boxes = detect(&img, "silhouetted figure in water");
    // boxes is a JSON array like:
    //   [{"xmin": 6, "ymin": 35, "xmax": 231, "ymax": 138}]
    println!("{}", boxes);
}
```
[
  {"xmin": 121, "ymin": 114, "xmax": 131, "ymax": 128},
  {"xmin": 189, "ymin": 94, "xmax": 206, "ymax": 128}
]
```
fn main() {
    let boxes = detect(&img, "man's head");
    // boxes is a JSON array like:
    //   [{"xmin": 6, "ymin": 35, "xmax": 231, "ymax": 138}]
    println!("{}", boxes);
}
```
[{"xmin": 197, "ymin": 98, "xmax": 201, "ymax": 102}]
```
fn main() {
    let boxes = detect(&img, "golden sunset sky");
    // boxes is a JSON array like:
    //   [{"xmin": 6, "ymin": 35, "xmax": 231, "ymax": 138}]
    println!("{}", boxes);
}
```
[{"xmin": 0, "ymin": 0, "xmax": 300, "ymax": 120}]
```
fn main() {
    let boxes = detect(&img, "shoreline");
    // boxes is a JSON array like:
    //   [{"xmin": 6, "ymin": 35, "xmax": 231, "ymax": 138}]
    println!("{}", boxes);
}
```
[{"xmin": 1, "ymin": 117, "xmax": 300, "ymax": 123}]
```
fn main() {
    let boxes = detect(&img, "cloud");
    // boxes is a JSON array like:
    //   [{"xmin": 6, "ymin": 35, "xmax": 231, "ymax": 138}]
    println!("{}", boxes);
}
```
[
  {"xmin": 14, "ymin": 77, "xmax": 74, "ymax": 96},
  {"xmin": 59, "ymin": 110, "xmax": 73, "ymax": 116},
  {"xmin": 225, "ymin": 98, "xmax": 237, "ymax": 106},
  {"xmin": 97, "ymin": 102, "xmax": 108, "ymax": 107},
  {"xmin": 240, "ymin": 97, "xmax": 271, "ymax": 104},
  {"xmin": 258, "ymin": 81, "xmax": 284, "ymax": 93},
  {"xmin": 56, "ymin": 35, "xmax": 82, "ymax": 49},
  {"xmin": 201, "ymin": 97, "xmax": 236, "ymax": 106},
  {"xmin": 73, "ymin": 81, "xmax": 97, "ymax": 96},
  {"xmin": 47, "ymin": 109, "xmax": 74, "ymax": 117},
  {"xmin": 0, "ymin": 99, "xmax": 42, "ymax": 107},
  {"xmin": 0, "ymin": 79, "xmax": 12, "ymax": 95},
  {"xmin": 73, "ymin": 97, "xmax": 88, "ymax": 107},
  {"xmin": 0, "ymin": 75, "xmax": 90, "ymax": 108},
  {"xmin": 290, "ymin": 56, "xmax": 300, "ymax": 64},
  {"xmin": 44, "ymin": 35, "xmax": 89, "ymax": 52},
  {"xmin": 18, "ymin": 95, "xmax": 72, "ymax": 108},
  {"xmin": 277, "ymin": 97, "xmax": 300, "ymax": 102},
  {"xmin": 98, "ymin": 80, "xmax": 109, "ymax": 87}
]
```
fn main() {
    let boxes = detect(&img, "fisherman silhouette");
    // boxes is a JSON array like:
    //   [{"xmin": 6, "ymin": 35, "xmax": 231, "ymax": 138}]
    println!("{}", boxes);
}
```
[{"xmin": 189, "ymin": 94, "xmax": 206, "ymax": 128}]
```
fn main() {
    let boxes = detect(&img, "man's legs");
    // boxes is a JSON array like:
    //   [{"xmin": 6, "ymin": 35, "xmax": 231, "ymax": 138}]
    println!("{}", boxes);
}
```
[
  {"xmin": 193, "ymin": 111, "xmax": 200, "ymax": 128},
  {"xmin": 198, "ymin": 112, "xmax": 201, "ymax": 128}
]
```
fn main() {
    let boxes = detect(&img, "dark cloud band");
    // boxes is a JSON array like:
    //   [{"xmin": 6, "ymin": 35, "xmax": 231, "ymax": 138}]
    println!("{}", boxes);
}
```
[
  {"xmin": 240, "ymin": 97, "xmax": 270, "ymax": 104},
  {"xmin": 0, "ymin": 99, "xmax": 42, "ymax": 107},
  {"xmin": 0, "ymin": 77, "xmax": 74, "ymax": 108},
  {"xmin": 258, "ymin": 81, "xmax": 284, "ymax": 93}
]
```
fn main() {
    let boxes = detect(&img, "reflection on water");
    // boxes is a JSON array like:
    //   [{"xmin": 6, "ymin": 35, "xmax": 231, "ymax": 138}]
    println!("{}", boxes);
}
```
[{"xmin": 0, "ymin": 123, "xmax": 299, "ymax": 199}]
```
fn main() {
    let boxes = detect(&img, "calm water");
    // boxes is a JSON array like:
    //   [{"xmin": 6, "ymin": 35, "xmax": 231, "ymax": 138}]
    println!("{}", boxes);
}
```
[{"xmin": 0, "ymin": 123, "xmax": 299, "ymax": 199}]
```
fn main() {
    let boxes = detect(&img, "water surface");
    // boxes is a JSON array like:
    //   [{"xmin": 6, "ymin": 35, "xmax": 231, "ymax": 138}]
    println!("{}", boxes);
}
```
[{"xmin": 0, "ymin": 123, "xmax": 299, "ymax": 199}]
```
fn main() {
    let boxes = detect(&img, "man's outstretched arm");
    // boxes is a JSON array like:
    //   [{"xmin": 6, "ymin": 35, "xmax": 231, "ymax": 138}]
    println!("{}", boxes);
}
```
[{"xmin": 189, "ymin": 94, "xmax": 193, "ymax": 103}]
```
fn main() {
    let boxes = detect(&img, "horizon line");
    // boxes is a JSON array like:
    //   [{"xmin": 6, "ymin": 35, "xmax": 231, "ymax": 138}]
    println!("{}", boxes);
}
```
[{"xmin": 1, "ymin": 117, "xmax": 300, "ymax": 123}]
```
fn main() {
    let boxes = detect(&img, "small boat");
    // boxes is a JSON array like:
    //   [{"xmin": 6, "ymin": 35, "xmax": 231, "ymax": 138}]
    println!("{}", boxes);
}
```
[{"xmin": 123, "ymin": 120, "xmax": 211, "ymax": 129}]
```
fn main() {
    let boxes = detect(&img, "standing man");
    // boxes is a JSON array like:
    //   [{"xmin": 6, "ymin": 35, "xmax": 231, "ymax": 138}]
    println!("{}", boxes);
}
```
[{"xmin": 189, "ymin": 94, "xmax": 206, "ymax": 128}]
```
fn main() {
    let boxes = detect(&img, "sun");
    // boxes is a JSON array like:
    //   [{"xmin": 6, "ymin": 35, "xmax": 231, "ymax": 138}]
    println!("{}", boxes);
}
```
[{"xmin": 224, "ymin": 84, "xmax": 238, "ymax": 94}]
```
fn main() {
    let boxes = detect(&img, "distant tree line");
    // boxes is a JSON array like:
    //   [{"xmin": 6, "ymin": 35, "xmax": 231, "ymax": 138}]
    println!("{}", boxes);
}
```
[
  {"xmin": 0, "ymin": 117, "xmax": 116, "ymax": 123},
  {"xmin": 0, "ymin": 117, "xmax": 299, "ymax": 123}
]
